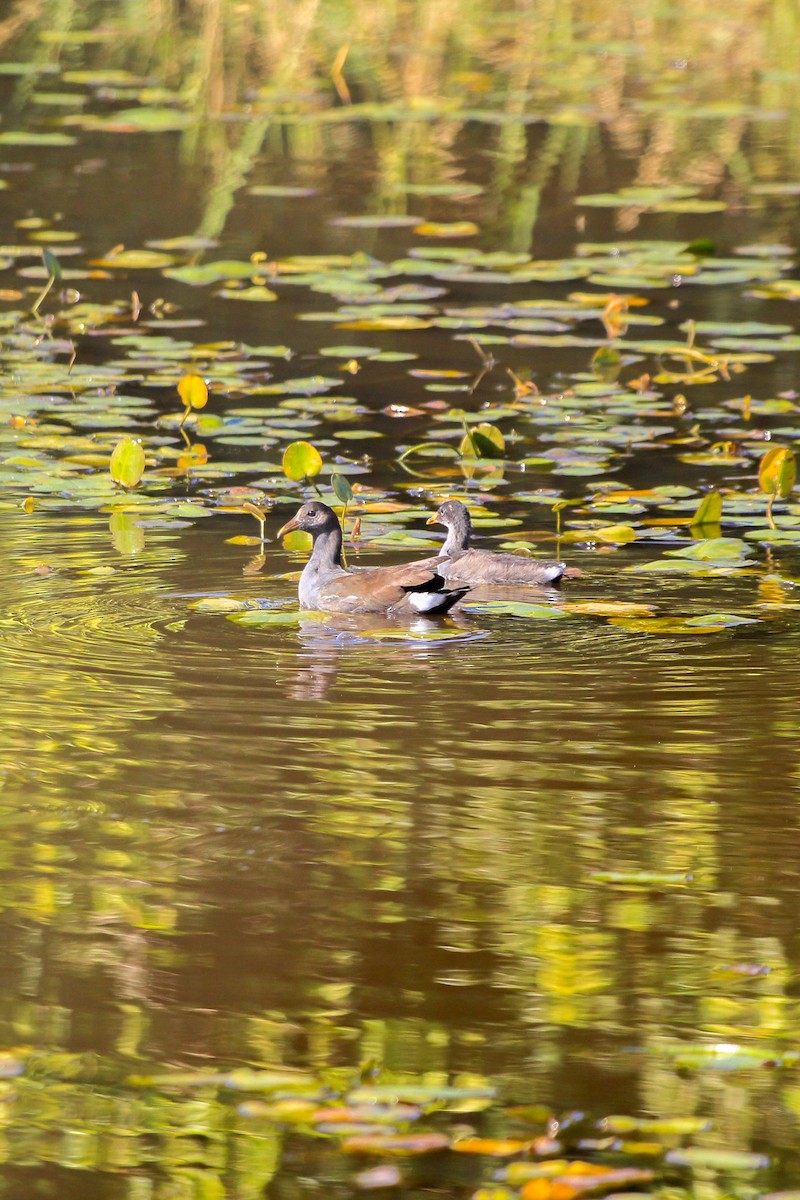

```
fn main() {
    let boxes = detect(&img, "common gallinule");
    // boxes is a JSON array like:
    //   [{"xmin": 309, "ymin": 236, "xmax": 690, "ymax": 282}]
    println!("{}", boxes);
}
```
[
  {"xmin": 425, "ymin": 499, "xmax": 567, "ymax": 585},
  {"xmin": 277, "ymin": 501, "xmax": 468, "ymax": 614}
]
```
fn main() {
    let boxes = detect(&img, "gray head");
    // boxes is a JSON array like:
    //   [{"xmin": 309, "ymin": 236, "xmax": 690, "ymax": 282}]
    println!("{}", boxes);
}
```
[
  {"xmin": 277, "ymin": 501, "xmax": 340, "ymax": 540},
  {"xmin": 426, "ymin": 499, "xmax": 472, "ymax": 556}
]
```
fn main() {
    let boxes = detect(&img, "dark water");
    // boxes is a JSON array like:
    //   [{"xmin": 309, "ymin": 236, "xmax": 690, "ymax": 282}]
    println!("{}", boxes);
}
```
[{"xmin": 2, "ymin": 6, "xmax": 800, "ymax": 1198}]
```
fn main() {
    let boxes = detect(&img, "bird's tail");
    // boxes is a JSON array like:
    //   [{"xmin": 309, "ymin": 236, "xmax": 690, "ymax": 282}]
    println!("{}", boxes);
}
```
[{"xmin": 403, "ymin": 575, "xmax": 470, "ymax": 614}]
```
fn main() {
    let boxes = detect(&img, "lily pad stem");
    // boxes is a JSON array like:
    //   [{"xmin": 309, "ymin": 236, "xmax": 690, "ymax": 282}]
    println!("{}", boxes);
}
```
[
  {"xmin": 340, "ymin": 500, "xmax": 349, "ymax": 568},
  {"xmin": 30, "ymin": 272, "xmax": 56, "ymax": 317}
]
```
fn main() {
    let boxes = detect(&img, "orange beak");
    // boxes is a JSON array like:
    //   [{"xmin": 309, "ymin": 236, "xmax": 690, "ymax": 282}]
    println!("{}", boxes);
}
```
[
  {"xmin": 426, "ymin": 513, "xmax": 440, "ymax": 526},
  {"xmin": 277, "ymin": 515, "xmax": 300, "ymax": 538}
]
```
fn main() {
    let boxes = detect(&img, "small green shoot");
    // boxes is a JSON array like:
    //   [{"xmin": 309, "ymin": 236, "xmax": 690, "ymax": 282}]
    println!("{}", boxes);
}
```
[{"xmin": 331, "ymin": 471, "xmax": 354, "ymax": 567}]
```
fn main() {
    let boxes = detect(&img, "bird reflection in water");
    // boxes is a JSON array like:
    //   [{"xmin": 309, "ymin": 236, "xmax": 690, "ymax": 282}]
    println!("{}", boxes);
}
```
[{"xmin": 283, "ymin": 610, "xmax": 486, "ymax": 702}]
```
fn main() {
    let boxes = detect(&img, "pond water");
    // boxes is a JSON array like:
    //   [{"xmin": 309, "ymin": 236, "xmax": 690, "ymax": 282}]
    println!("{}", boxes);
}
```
[{"xmin": 2, "ymin": 4, "xmax": 800, "ymax": 1199}]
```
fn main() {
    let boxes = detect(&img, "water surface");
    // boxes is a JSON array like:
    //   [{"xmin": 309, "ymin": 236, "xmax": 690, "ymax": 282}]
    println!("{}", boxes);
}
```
[{"xmin": 1, "ymin": 4, "xmax": 800, "ymax": 1198}]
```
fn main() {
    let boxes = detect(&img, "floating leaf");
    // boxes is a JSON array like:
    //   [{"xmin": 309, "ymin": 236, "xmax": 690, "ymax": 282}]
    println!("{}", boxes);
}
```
[
  {"xmin": 414, "ymin": 221, "xmax": 480, "ymax": 238},
  {"xmin": 665, "ymin": 1149, "xmax": 769, "ymax": 1171},
  {"xmin": 93, "ymin": 248, "xmax": 176, "ymax": 269},
  {"xmin": 463, "ymin": 601, "xmax": 570, "ymax": 619},
  {"xmin": 219, "ymin": 285, "xmax": 278, "ymax": 301},
  {"xmin": 249, "ymin": 185, "xmax": 318, "ymax": 198},
  {"xmin": 610, "ymin": 616, "xmax": 744, "ymax": 635},
  {"xmin": 98, "ymin": 106, "xmax": 193, "ymax": 131},
  {"xmin": 228, "ymin": 610, "xmax": 304, "ymax": 627},
  {"xmin": 602, "ymin": 1116, "xmax": 711, "ymax": 1135},
  {"xmin": 592, "ymin": 524, "xmax": 637, "ymax": 543},
  {"xmin": 109, "ymin": 438, "xmax": 145, "ymax": 489},
  {"xmin": 320, "ymin": 345, "xmax": 380, "ymax": 358},
  {"xmin": 453, "ymin": 1138, "xmax": 531, "ymax": 1156},
  {"xmin": 283, "ymin": 441, "xmax": 323, "ymax": 481},
  {"xmin": 562, "ymin": 601, "xmax": 655, "ymax": 617},
  {"xmin": 164, "ymin": 260, "xmax": 257, "ymax": 285},
  {"xmin": 191, "ymin": 597, "xmax": 249, "ymax": 613},
  {"xmin": 0, "ymin": 130, "xmax": 76, "ymax": 145},
  {"xmin": 147, "ymin": 235, "xmax": 219, "ymax": 251},
  {"xmin": 667, "ymin": 537, "xmax": 750, "ymax": 561}
]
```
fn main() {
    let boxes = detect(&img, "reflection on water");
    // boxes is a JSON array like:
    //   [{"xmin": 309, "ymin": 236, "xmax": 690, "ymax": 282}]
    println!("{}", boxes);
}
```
[{"xmin": 2, "ymin": 508, "xmax": 800, "ymax": 1190}]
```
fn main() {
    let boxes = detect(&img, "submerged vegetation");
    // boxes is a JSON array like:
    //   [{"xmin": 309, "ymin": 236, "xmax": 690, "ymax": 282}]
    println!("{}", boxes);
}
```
[{"xmin": 2, "ymin": 2, "xmax": 800, "ymax": 1198}]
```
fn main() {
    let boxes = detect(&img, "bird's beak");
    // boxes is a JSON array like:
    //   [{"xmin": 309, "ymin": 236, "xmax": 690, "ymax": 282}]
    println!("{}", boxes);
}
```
[
  {"xmin": 277, "ymin": 515, "xmax": 300, "ymax": 538},
  {"xmin": 426, "ymin": 513, "xmax": 440, "ymax": 526}
]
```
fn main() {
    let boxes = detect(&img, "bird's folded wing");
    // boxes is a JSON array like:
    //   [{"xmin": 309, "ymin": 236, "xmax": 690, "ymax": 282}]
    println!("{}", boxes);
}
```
[
  {"xmin": 439, "ymin": 548, "xmax": 565, "ymax": 585},
  {"xmin": 320, "ymin": 563, "xmax": 443, "ymax": 613}
]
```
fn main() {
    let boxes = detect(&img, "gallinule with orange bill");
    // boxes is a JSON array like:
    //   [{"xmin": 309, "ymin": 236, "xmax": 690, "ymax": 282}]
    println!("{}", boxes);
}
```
[
  {"xmin": 277, "ymin": 501, "xmax": 468, "ymax": 615},
  {"xmin": 426, "ymin": 499, "xmax": 568, "ymax": 585}
]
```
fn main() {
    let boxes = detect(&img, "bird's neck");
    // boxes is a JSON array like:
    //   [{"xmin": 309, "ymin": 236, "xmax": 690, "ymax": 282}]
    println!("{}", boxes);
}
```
[
  {"xmin": 299, "ymin": 523, "xmax": 345, "ymax": 608},
  {"xmin": 442, "ymin": 513, "xmax": 471, "ymax": 556},
  {"xmin": 310, "ymin": 523, "xmax": 344, "ymax": 570}
]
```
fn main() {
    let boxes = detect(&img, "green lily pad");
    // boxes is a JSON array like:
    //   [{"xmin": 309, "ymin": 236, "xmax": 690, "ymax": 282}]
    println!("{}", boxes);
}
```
[
  {"xmin": 610, "ymin": 617, "xmax": 730, "ymax": 634},
  {"xmin": 249, "ymin": 185, "xmax": 318, "ymax": 197},
  {"xmin": 192, "ymin": 597, "xmax": 250, "ymax": 613},
  {"xmin": 666, "ymin": 538, "xmax": 750, "ymax": 560},
  {"xmin": 94, "ymin": 249, "xmax": 176, "ymax": 269},
  {"xmin": 462, "ymin": 600, "xmax": 570, "ymax": 619},
  {"xmin": 100, "ymin": 106, "xmax": 193, "ymax": 131},
  {"xmin": 218, "ymin": 285, "xmax": 278, "ymax": 301},
  {"xmin": 0, "ymin": 130, "xmax": 76, "ymax": 145},
  {"xmin": 319, "ymin": 345, "xmax": 381, "ymax": 358},
  {"xmin": 227, "ymin": 610, "xmax": 303, "ymax": 627},
  {"xmin": 164, "ymin": 261, "xmax": 257, "ymax": 286}
]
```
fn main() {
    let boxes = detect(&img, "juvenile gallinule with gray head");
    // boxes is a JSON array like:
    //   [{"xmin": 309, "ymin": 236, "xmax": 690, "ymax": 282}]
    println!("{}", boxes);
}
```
[
  {"xmin": 425, "ymin": 499, "xmax": 568, "ymax": 585},
  {"xmin": 278, "ymin": 501, "xmax": 468, "ymax": 615}
]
